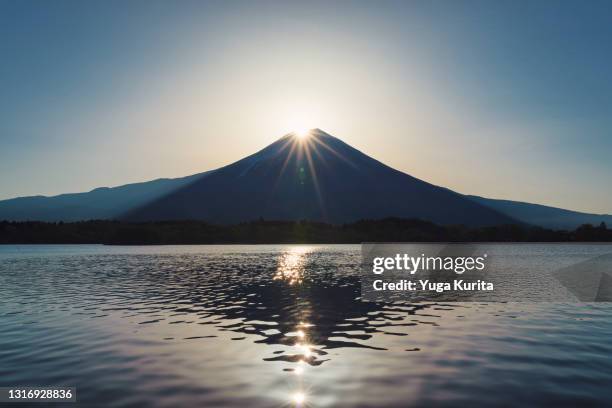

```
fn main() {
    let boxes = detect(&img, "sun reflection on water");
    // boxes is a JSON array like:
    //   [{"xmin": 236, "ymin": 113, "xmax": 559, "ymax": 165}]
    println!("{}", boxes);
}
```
[
  {"xmin": 292, "ymin": 391, "xmax": 306, "ymax": 406},
  {"xmin": 274, "ymin": 246, "xmax": 312, "ymax": 285},
  {"xmin": 271, "ymin": 247, "xmax": 320, "ymax": 406},
  {"xmin": 294, "ymin": 362, "xmax": 304, "ymax": 376}
]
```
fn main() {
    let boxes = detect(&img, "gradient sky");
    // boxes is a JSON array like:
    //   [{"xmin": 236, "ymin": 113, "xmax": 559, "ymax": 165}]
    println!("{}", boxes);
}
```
[{"xmin": 1, "ymin": 0, "xmax": 611, "ymax": 213}]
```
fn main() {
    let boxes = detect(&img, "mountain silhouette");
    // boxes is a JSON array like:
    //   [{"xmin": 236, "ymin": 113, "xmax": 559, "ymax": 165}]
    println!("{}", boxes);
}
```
[
  {"xmin": 1, "ymin": 129, "xmax": 607, "ymax": 228},
  {"xmin": 122, "ymin": 129, "xmax": 514, "ymax": 226}
]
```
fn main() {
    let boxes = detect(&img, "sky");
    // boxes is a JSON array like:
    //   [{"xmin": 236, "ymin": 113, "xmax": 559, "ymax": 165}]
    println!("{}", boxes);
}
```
[{"xmin": 1, "ymin": 0, "xmax": 611, "ymax": 213}]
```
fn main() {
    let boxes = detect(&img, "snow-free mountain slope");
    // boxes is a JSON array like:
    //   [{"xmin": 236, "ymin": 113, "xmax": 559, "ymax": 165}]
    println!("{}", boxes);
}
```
[
  {"xmin": 123, "ymin": 129, "xmax": 515, "ymax": 226},
  {"xmin": 0, "ymin": 172, "xmax": 210, "ymax": 221}
]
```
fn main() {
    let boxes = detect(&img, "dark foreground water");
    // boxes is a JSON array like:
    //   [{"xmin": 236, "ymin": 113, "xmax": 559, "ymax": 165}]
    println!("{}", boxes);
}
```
[{"xmin": 1, "ymin": 244, "xmax": 612, "ymax": 407}]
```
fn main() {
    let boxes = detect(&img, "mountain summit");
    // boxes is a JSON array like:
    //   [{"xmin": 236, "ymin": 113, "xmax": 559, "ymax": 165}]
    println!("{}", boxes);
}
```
[{"xmin": 123, "ymin": 129, "xmax": 514, "ymax": 226}]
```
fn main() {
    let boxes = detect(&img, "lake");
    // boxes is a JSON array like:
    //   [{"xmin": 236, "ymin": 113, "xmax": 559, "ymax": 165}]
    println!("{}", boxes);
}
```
[{"xmin": 1, "ymin": 244, "xmax": 612, "ymax": 407}]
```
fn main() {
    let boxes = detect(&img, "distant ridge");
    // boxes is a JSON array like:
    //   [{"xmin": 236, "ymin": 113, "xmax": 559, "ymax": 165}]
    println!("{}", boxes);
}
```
[
  {"xmin": 469, "ymin": 195, "xmax": 612, "ymax": 230},
  {"xmin": 0, "ymin": 171, "xmax": 211, "ymax": 222}
]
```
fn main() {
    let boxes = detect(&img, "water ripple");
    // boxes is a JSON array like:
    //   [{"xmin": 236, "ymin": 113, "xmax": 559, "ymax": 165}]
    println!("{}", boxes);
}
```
[{"xmin": 1, "ymin": 244, "xmax": 612, "ymax": 407}]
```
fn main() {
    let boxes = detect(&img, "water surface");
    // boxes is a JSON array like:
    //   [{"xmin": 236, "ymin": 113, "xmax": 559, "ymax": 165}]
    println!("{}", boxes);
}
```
[{"xmin": 1, "ymin": 244, "xmax": 612, "ymax": 407}]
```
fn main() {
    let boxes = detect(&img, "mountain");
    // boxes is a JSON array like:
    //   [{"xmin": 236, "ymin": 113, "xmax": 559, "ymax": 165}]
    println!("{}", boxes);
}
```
[
  {"xmin": 0, "ymin": 171, "xmax": 211, "ymax": 222},
  {"xmin": 469, "ymin": 195, "xmax": 612, "ymax": 230},
  {"xmin": 121, "ymin": 129, "xmax": 515, "ymax": 226},
  {"xmin": 4, "ymin": 128, "xmax": 605, "ymax": 229}
]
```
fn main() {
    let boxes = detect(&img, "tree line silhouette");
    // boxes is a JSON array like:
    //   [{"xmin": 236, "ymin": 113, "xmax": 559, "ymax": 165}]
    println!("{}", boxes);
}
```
[{"xmin": 0, "ymin": 218, "xmax": 610, "ymax": 244}]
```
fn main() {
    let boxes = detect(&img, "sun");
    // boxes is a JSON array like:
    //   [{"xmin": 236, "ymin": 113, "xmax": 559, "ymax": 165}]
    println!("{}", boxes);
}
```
[
  {"xmin": 294, "ymin": 127, "xmax": 312, "ymax": 139},
  {"xmin": 277, "ymin": 103, "xmax": 321, "ymax": 138}
]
